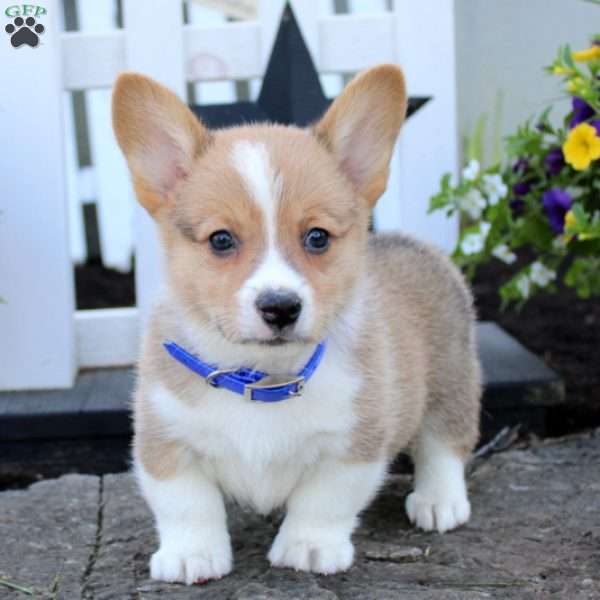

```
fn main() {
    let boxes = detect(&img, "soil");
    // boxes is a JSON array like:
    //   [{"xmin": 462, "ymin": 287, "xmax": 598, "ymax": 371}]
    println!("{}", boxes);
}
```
[
  {"xmin": 73, "ymin": 259, "xmax": 600, "ymax": 437},
  {"xmin": 0, "ymin": 437, "xmax": 130, "ymax": 490},
  {"xmin": 473, "ymin": 261, "xmax": 600, "ymax": 437},
  {"xmin": 75, "ymin": 261, "xmax": 135, "ymax": 309}
]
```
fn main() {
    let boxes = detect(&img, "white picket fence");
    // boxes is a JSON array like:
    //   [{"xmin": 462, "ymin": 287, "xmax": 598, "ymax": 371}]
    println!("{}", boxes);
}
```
[{"xmin": 0, "ymin": 0, "xmax": 458, "ymax": 391}]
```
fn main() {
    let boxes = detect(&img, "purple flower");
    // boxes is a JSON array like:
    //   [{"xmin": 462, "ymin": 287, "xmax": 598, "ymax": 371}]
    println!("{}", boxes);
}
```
[
  {"xmin": 542, "ymin": 188, "xmax": 573, "ymax": 234},
  {"xmin": 545, "ymin": 147, "xmax": 565, "ymax": 176},
  {"xmin": 570, "ymin": 97, "xmax": 595, "ymax": 129},
  {"xmin": 513, "ymin": 158, "xmax": 529, "ymax": 174},
  {"xmin": 512, "ymin": 157, "xmax": 538, "ymax": 198},
  {"xmin": 513, "ymin": 181, "xmax": 532, "ymax": 196},
  {"xmin": 510, "ymin": 198, "xmax": 525, "ymax": 216},
  {"xmin": 592, "ymin": 120, "xmax": 600, "ymax": 136}
]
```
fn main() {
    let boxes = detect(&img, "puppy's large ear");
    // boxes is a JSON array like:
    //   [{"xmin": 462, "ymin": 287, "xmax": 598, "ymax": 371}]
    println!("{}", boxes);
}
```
[
  {"xmin": 314, "ymin": 65, "xmax": 407, "ymax": 206},
  {"xmin": 112, "ymin": 73, "xmax": 210, "ymax": 214}
]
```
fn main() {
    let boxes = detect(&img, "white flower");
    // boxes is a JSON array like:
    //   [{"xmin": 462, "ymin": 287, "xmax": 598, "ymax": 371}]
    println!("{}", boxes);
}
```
[
  {"xmin": 461, "ymin": 222, "xmax": 491, "ymax": 255},
  {"xmin": 462, "ymin": 159, "xmax": 480, "ymax": 181},
  {"xmin": 530, "ymin": 262, "xmax": 556, "ymax": 287},
  {"xmin": 482, "ymin": 174, "xmax": 508, "ymax": 206},
  {"xmin": 461, "ymin": 234, "xmax": 484, "ymax": 255},
  {"xmin": 516, "ymin": 275, "xmax": 531, "ymax": 299},
  {"xmin": 492, "ymin": 243, "xmax": 516, "ymax": 264},
  {"xmin": 459, "ymin": 188, "xmax": 486, "ymax": 219}
]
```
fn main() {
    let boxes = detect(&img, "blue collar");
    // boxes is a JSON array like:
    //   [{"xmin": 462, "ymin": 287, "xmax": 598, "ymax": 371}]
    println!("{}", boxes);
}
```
[{"xmin": 163, "ymin": 340, "xmax": 327, "ymax": 402}]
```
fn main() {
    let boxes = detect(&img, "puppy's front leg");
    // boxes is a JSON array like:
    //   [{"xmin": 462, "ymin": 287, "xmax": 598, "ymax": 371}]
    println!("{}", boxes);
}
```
[
  {"xmin": 137, "ymin": 460, "xmax": 232, "ymax": 585},
  {"xmin": 269, "ymin": 459, "xmax": 386, "ymax": 574}
]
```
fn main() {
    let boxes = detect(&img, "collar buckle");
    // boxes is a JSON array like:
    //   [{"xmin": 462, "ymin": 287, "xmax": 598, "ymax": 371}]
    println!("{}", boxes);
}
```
[
  {"xmin": 244, "ymin": 374, "xmax": 305, "ymax": 401},
  {"xmin": 205, "ymin": 368, "xmax": 238, "ymax": 387}
]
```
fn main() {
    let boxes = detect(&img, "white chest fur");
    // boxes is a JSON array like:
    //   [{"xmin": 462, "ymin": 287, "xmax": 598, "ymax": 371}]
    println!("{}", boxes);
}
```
[{"xmin": 149, "ymin": 342, "xmax": 361, "ymax": 514}]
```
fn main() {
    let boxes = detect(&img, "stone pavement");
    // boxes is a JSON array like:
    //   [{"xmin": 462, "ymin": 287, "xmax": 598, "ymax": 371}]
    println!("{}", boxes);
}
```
[{"xmin": 1, "ymin": 431, "xmax": 599, "ymax": 600}]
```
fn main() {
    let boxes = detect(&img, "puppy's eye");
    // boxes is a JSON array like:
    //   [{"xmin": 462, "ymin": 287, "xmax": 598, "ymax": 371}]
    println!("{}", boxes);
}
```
[
  {"xmin": 209, "ymin": 230, "xmax": 236, "ymax": 254},
  {"xmin": 304, "ymin": 228, "xmax": 330, "ymax": 254}
]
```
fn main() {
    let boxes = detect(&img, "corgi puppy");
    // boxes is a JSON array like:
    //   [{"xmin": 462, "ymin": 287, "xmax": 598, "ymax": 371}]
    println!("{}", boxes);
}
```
[{"xmin": 112, "ymin": 65, "xmax": 481, "ymax": 585}]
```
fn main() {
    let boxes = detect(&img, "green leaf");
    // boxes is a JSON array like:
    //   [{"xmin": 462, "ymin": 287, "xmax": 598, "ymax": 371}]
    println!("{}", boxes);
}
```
[
  {"xmin": 513, "ymin": 214, "xmax": 554, "ymax": 250},
  {"xmin": 467, "ymin": 114, "xmax": 488, "ymax": 164},
  {"xmin": 564, "ymin": 257, "xmax": 600, "ymax": 298},
  {"xmin": 572, "ymin": 202, "xmax": 590, "ymax": 227},
  {"xmin": 440, "ymin": 172, "xmax": 452, "ymax": 192},
  {"xmin": 499, "ymin": 272, "xmax": 530, "ymax": 311},
  {"xmin": 563, "ymin": 44, "xmax": 575, "ymax": 69},
  {"xmin": 537, "ymin": 106, "xmax": 554, "ymax": 134},
  {"xmin": 0, "ymin": 578, "xmax": 35, "ymax": 596}
]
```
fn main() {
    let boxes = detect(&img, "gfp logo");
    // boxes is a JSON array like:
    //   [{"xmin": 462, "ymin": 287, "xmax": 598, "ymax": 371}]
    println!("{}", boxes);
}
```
[{"xmin": 5, "ymin": 4, "xmax": 46, "ymax": 48}]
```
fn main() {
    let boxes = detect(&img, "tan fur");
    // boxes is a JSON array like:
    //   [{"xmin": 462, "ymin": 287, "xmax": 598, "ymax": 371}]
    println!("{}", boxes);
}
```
[
  {"xmin": 135, "ymin": 390, "xmax": 186, "ymax": 480},
  {"xmin": 349, "ymin": 236, "xmax": 480, "ymax": 461},
  {"xmin": 113, "ymin": 65, "xmax": 480, "ymax": 483}
]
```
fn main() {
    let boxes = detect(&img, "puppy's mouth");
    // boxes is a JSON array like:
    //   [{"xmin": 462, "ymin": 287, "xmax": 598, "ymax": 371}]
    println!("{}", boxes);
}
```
[
  {"xmin": 240, "ymin": 334, "xmax": 311, "ymax": 347},
  {"xmin": 216, "ymin": 324, "xmax": 310, "ymax": 347}
]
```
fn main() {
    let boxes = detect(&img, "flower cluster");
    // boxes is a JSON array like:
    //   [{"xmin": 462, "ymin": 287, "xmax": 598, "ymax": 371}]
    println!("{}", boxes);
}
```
[{"xmin": 430, "ymin": 36, "xmax": 600, "ymax": 306}]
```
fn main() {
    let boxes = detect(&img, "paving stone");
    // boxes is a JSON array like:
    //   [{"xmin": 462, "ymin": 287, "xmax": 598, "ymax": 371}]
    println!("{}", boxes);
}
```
[
  {"xmin": 0, "ymin": 474, "xmax": 99, "ymax": 600},
  {"xmin": 1, "ymin": 432, "xmax": 599, "ymax": 599}
]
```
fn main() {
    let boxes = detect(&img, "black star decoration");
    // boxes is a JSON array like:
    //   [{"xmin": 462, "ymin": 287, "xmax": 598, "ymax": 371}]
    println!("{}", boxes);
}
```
[{"xmin": 191, "ymin": 4, "xmax": 430, "ymax": 129}]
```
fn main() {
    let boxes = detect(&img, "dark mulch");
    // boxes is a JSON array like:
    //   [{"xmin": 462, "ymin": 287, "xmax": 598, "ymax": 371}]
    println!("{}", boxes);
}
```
[
  {"xmin": 0, "ymin": 437, "xmax": 131, "ymax": 490},
  {"xmin": 473, "ymin": 261, "xmax": 600, "ymax": 437},
  {"xmin": 75, "ymin": 261, "xmax": 135, "ymax": 309}
]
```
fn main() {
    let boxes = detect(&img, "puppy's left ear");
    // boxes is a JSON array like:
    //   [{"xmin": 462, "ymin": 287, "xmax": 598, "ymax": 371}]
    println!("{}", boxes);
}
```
[{"xmin": 314, "ymin": 64, "xmax": 407, "ymax": 206}]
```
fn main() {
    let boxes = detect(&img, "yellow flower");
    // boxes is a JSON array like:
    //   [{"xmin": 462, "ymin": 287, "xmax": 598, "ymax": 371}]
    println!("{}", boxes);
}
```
[
  {"xmin": 565, "ymin": 210, "xmax": 577, "ymax": 230},
  {"xmin": 572, "ymin": 46, "xmax": 600, "ymax": 62},
  {"xmin": 563, "ymin": 123, "xmax": 600, "ymax": 171},
  {"xmin": 552, "ymin": 65, "xmax": 572, "ymax": 75}
]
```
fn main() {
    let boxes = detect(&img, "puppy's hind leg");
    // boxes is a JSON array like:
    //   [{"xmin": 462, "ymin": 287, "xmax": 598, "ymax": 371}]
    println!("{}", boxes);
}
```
[
  {"xmin": 405, "ymin": 428, "xmax": 472, "ymax": 533},
  {"xmin": 405, "ymin": 359, "xmax": 481, "ymax": 533}
]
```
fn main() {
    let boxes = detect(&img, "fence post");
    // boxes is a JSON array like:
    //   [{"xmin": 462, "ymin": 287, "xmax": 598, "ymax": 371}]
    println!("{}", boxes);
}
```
[
  {"xmin": 0, "ymin": 0, "xmax": 76, "ymax": 390},
  {"xmin": 77, "ymin": 0, "xmax": 134, "ymax": 272},
  {"xmin": 121, "ymin": 0, "xmax": 186, "ymax": 318},
  {"xmin": 390, "ymin": 0, "xmax": 459, "ymax": 252}
]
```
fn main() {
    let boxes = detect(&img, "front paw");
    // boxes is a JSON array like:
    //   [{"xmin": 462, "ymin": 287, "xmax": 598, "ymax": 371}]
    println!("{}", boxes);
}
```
[
  {"xmin": 405, "ymin": 489, "xmax": 471, "ymax": 533},
  {"xmin": 150, "ymin": 542, "xmax": 232, "ymax": 585},
  {"xmin": 268, "ymin": 527, "xmax": 354, "ymax": 574}
]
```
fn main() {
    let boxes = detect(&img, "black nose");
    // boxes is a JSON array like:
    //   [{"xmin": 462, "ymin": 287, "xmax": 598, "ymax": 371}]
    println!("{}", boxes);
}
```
[{"xmin": 255, "ymin": 291, "xmax": 302, "ymax": 330}]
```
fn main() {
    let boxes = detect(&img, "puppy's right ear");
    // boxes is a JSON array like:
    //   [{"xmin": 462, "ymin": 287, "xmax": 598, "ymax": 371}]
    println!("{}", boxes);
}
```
[{"xmin": 112, "ymin": 72, "xmax": 210, "ymax": 215}]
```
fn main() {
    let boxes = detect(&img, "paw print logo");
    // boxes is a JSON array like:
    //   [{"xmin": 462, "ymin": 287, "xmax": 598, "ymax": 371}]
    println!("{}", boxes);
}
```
[{"xmin": 5, "ymin": 16, "xmax": 45, "ymax": 48}]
